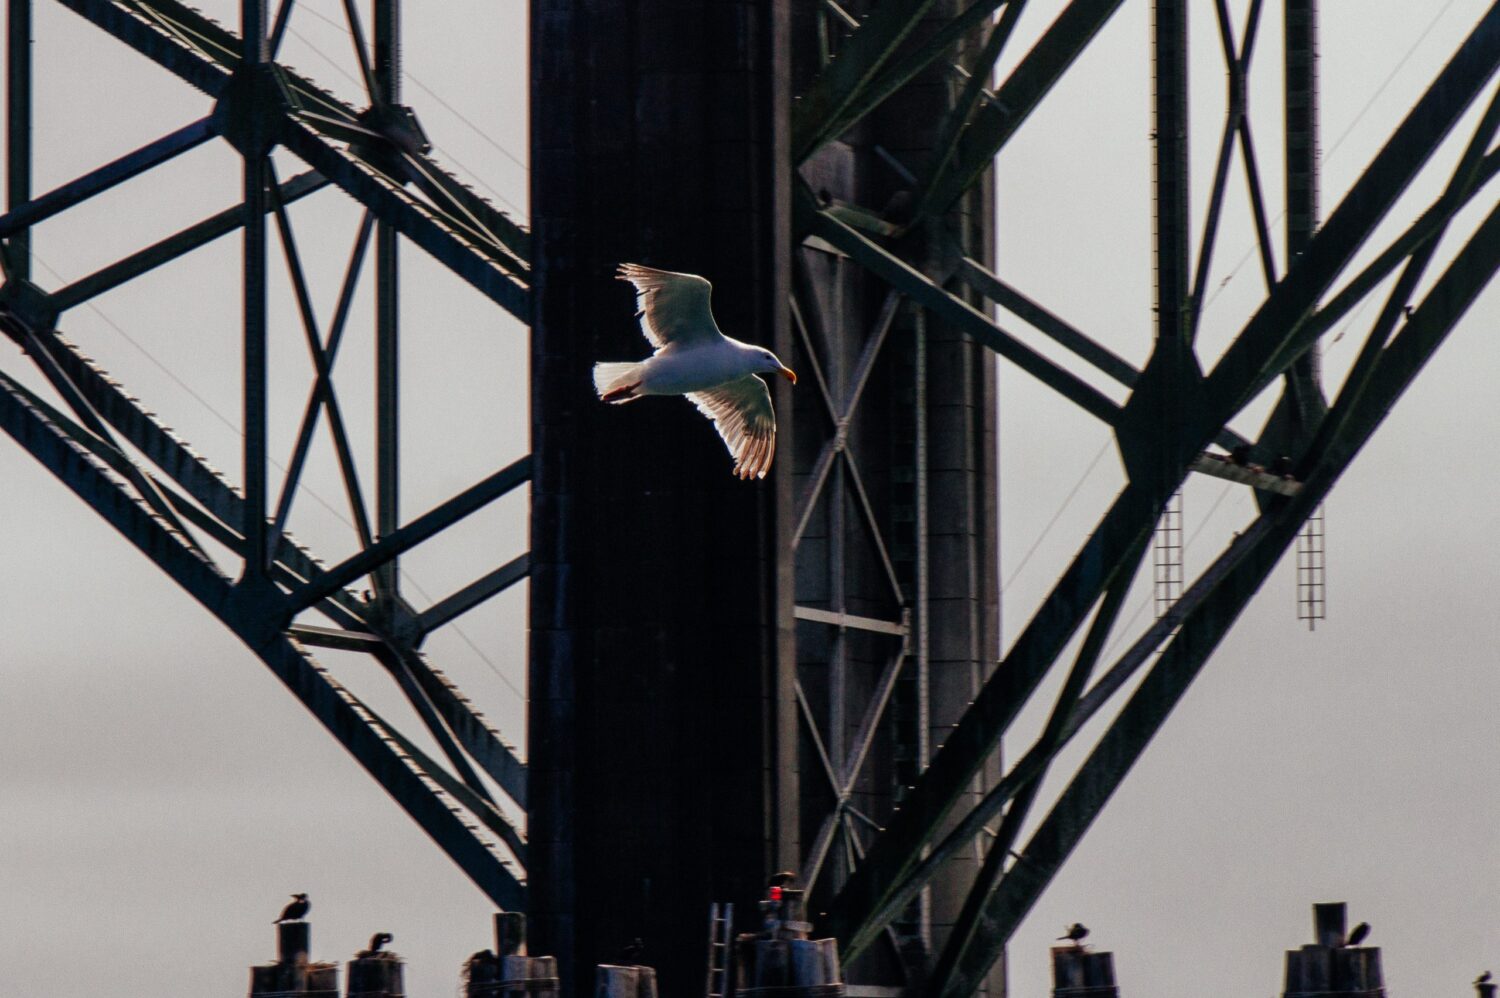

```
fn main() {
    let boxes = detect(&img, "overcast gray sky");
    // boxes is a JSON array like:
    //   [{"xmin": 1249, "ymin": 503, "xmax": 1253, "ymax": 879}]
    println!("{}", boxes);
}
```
[{"xmin": 1, "ymin": 3, "xmax": 1497, "ymax": 998}]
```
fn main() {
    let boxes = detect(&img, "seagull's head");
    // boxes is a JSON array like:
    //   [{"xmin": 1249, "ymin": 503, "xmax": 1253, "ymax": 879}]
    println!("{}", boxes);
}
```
[{"xmin": 751, "ymin": 347, "xmax": 797, "ymax": 385}]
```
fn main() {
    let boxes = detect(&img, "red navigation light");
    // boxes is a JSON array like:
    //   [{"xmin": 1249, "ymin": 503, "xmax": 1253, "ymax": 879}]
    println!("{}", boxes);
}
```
[{"xmin": 769, "ymin": 886, "xmax": 783, "ymax": 901}]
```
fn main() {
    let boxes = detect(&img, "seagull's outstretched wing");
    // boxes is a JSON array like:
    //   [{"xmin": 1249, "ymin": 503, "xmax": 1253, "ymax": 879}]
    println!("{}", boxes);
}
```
[
  {"xmin": 687, "ymin": 375, "xmax": 776, "ymax": 480},
  {"xmin": 618, "ymin": 263, "xmax": 721, "ymax": 349}
]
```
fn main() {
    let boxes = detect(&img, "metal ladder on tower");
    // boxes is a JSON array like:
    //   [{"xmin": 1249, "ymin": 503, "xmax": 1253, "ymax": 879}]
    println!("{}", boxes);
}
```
[{"xmin": 705, "ymin": 902, "xmax": 735, "ymax": 998}]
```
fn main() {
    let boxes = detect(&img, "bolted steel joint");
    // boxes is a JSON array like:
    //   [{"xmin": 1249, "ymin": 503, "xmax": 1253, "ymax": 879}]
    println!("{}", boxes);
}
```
[
  {"xmin": 0, "ymin": 278, "xmax": 59, "ymax": 345},
  {"xmin": 211, "ymin": 65, "xmax": 293, "ymax": 158},
  {"xmin": 350, "ymin": 103, "xmax": 433, "ymax": 181}
]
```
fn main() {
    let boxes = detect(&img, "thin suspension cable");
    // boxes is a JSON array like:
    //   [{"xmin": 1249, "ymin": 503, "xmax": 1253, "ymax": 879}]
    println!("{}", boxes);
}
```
[{"xmin": 1001, "ymin": 437, "xmax": 1112, "ymax": 594}]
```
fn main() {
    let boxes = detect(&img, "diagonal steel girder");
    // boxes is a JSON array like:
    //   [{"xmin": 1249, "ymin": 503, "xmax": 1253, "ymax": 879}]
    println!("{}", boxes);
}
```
[
  {"xmin": 0, "ymin": 363, "xmax": 527, "ymax": 909},
  {"xmin": 3, "ymin": 319, "xmax": 535, "ymax": 808},
  {"xmin": 934, "ymin": 198, "xmax": 1500, "ymax": 998},
  {"xmin": 920, "ymin": 0, "xmax": 1126, "ymax": 216},
  {"xmin": 825, "ymin": 5, "xmax": 1500, "ymax": 961},
  {"xmin": 50, "ymin": 0, "xmax": 530, "ymax": 318}
]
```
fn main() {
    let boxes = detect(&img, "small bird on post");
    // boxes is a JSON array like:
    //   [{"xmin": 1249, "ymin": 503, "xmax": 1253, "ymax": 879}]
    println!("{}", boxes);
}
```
[
  {"xmin": 1057, "ymin": 923, "xmax": 1089, "ymax": 946},
  {"xmin": 1475, "ymin": 971, "xmax": 1491, "ymax": 985},
  {"xmin": 357, "ymin": 932, "xmax": 393, "ymax": 958},
  {"xmin": 594, "ymin": 264, "xmax": 797, "ymax": 480},
  {"xmin": 1345, "ymin": 922, "xmax": 1371, "ymax": 947},
  {"xmin": 274, "ymin": 894, "xmax": 310, "ymax": 923}
]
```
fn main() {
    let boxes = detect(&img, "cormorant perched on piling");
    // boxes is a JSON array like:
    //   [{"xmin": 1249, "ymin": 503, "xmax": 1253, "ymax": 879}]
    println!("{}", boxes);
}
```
[
  {"xmin": 274, "ymin": 894, "xmax": 310, "ymax": 923},
  {"xmin": 1476, "ymin": 971, "xmax": 1492, "ymax": 985},
  {"xmin": 357, "ymin": 933, "xmax": 393, "ymax": 958},
  {"xmin": 1057, "ymin": 923, "xmax": 1089, "ymax": 945},
  {"xmin": 1345, "ymin": 922, "xmax": 1370, "ymax": 947}
]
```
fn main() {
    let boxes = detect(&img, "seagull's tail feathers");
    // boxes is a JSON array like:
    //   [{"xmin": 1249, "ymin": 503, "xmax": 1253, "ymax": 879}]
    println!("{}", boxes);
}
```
[{"xmin": 594, "ymin": 362, "xmax": 646, "ymax": 403}]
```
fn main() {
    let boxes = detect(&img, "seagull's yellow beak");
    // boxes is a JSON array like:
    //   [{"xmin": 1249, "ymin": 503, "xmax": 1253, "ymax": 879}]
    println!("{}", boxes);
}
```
[{"xmin": 777, "ymin": 365, "xmax": 798, "ymax": 385}]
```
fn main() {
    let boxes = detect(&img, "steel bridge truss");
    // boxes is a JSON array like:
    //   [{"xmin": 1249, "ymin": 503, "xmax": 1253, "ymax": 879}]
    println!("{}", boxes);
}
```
[
  {"xmin": 3, "ymin": 2, "xmax": 1500, "ymax": 997},
  {"xmin": 0, "ymin": 0, "xmax": 529, "ymax": 910},
  {"xmin": 788, "ymin": 4, "xmax": 1500, "ymax": 998}
]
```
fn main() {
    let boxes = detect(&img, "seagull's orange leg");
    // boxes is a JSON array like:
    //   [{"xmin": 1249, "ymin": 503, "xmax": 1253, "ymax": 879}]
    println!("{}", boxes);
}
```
[{"xmin": 600, "ymin": 381, "xmax": 643, "ymax": 403}]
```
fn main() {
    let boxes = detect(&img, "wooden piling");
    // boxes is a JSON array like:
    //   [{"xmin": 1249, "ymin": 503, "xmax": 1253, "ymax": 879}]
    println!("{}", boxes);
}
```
[
  {"xmin": 1284, "ymin": 903, "xmax": 1385, "ymax": 998},
  {"xmin": 734, "ymin": 890, "xmax": 845, "ymax": 998},
  {"xmin": 497, "ymin": 912, "xmax": 527, "ymax": 956},
  {"xmin": 1050, "ymin": 946, "xmax": 1119, "ymax": 998},
  {"xmin": 596, "ymin": 965, "xmax": 658, "ymax": 998},
  {"xmin": 248, "ymin": 919, "xmax": 339, "ymax": 997},
  {"xmin": 465, "ymin": 950, "xmax": 560, "ymax": 998},
  {"xmin": 348, "ymin": 953, "xmax": 405, "ymax": 997},
  {"xmin": 279, "ymin": 921, "xmax": 311, "ymax": 965},
  {"xmin": 1314, "ymin": 903, "xmax": 1347, "ymax": 950}
]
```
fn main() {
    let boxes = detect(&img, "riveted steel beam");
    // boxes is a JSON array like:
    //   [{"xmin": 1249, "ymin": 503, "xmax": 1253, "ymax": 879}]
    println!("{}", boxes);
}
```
[
  {"xmin": 51, "ymin": 169, "xmax": 327, "ymax": 311},
  {"xmin": 1204, "ymin": 5, "xmax": 1500, "ymax": 430},
  {"xmin": 0, "ymin": 362, "xmax": 528, "ymax": 908},
  {"xmin": 792, "ymin": 0, "xmax": 941, "ymax": 163},
  {"xmin": 288, "ymin": 454, "xmax": 532, "ymax": 614},
  {"xmin": 0, "ymin": 117, "xmax": 214, "ymax": 238},
  {"xmin": 927, "ymin": 537, "xmax": 1144, "ymax": 998},
  {"xmin": 921, "ymin": 0, "xmax": 1126, "ymax": 215},
  {"xmin": 806, "ymin": 205, "xmax": 1121, "ymax": 425},
  {"xmin": 7, "ymin": 0, "xmax": 32, "ymax": 281},
  {"xmin": 795, "ymin": 0, "xmax": 1012, "ymax": 165},
  {"xmin": 53, "ymin": 0, "xmax": 530, "ymax": 310},
  {"xmin": 933, "ymin": 200, "xmax": 1500, "ymax": 996},
  {"xmin": 829, "ymin": 17, "xmax": 1500, "ymax": 960},
  {"xmin": 417, "ymin": 553, "xmax": 531, "ymax": 635}
]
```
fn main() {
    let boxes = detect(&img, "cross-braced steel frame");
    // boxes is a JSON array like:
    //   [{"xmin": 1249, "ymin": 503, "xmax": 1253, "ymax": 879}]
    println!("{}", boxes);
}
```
[
  {"xmin": 0, "ymin": 0, "xmax": 531, "ymax": 910},
  {"xmin": 791, "ymin": 5, "xmax": 1500, "ymax": 998},
  {"xmin": 4, "ymin": 3, "xmax": 1500, "ymax": 998}
]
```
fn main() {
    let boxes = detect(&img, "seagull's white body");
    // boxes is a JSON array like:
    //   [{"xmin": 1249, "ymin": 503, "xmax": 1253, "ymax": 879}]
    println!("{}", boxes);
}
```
[{"xmin": 594, "ymin": 263, "xmax": 796, "ymax": 479}]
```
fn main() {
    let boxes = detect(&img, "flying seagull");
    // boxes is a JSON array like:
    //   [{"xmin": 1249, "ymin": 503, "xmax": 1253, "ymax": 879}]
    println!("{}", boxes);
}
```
[
  {"xmin": 1345, "ymin": 922, "xmax": 1371, "ymax": 947},
  {"xmin": 595, "ymin": 263, "xmax": 797, "ymax": 480},
  {"xmin": 1057, "ymin": 923, "xmax": 1089, "ymax": 944},
  {"xmin": 274, "ymin": 893, "xmax": 310, "ymax": 923}
]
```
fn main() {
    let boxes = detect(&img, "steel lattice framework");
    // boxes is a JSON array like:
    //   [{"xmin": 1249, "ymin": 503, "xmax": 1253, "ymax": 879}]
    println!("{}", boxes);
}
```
[{"xmin": 3, "ymin": 2, "xmax": 1499, "ymax": 998}]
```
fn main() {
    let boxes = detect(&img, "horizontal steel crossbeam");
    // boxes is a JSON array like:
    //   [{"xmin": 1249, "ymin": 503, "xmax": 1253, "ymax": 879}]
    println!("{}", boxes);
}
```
[{"xmin": 52, "ymin": 0, "xmax": 531, "ymax": 319}]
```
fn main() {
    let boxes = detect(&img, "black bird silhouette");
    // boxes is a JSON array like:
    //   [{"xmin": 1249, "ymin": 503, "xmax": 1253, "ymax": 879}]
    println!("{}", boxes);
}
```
[
  {"xmin": 1475, "ymin": 971, "xmax": 1492, "ymax": 986},
  {"xmin": 274, "ymin": 894, "xmax": 310, "ymax": 923},
  {"xmin": 1345, "ymin": 922, "xmax": 1370, "ymax": 947},
  {"xmin": 619, "ymin": 938, "xmax": 646, "ymax": 965},
  {"xmin": 1057, "ymin": 923, "xmax": 1089, "ymax": 944},
  {"xmin": 357, "ymin": 932, "xmax": 393, "ymax": 958},
  {"xmin": 1230, "ymin": 444, "xmax": 1253, "ymax": 466}
]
